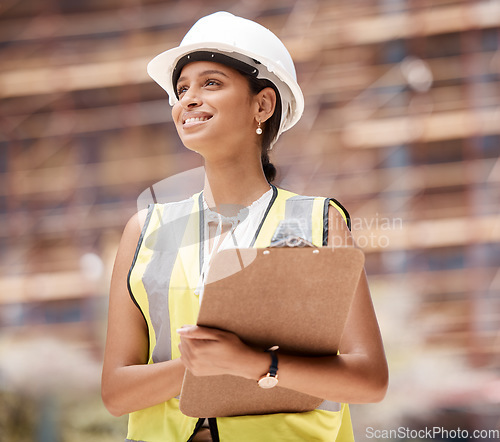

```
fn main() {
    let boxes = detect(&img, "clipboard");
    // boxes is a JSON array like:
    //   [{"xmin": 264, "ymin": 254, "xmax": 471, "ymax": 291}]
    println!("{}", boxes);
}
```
[{"xmin": 179, "ymin": 246, "xmax": 365, "ymax": 418}]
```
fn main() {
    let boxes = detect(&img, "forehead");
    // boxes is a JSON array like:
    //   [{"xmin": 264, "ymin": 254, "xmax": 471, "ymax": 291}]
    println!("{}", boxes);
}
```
[{"xmin": 176, "ymin": 61, "xmax": 244, "ymax": 83}]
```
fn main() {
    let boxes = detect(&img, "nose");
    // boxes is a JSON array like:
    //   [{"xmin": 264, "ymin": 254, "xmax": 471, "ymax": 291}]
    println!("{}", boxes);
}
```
[{"xmin": 179, "ymin": 88, "xmax": 202, "ymax": 109}]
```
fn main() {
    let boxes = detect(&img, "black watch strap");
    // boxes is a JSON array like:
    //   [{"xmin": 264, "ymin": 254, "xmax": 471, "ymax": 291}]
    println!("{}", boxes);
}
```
[{"xmin": 265, "ymin": 349, "xmax": 278, "ymax": 377}]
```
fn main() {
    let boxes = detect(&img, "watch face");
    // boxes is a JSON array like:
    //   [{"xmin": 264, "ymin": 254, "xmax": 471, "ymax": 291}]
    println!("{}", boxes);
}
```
[{"xmin": 258, "ymin": 375, "xmax": 279, "ymax": 389}]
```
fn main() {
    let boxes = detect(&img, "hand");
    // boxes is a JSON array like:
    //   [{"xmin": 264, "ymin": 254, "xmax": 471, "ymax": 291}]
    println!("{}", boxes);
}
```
[{"xmin": 177, "ymin": 326, "xmax": 263, "ymax": 378}]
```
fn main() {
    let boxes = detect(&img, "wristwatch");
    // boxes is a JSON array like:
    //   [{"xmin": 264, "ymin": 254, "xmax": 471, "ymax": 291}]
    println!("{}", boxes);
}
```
[{"xmin": 258, "ymin": 348, "xmax": 279, "ymax": 389}]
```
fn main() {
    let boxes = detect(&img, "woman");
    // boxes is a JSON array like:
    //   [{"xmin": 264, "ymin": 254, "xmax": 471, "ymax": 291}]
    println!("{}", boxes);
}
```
[{"xmin": 101, "ymin": 11, "xmax": 388, "ymax": 442}]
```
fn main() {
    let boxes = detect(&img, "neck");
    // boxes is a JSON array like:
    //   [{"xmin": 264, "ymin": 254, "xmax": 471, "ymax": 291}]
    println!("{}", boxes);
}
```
[{"xmin": 203, "ymin": 156, "xmax": 272, "ymax": 215}]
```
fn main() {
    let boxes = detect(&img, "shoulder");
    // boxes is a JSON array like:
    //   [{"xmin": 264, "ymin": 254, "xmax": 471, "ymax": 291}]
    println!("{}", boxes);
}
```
[
  {"xmin": 109, "ymin": 208, "xmax": 152, "ymax": 292},
  {"xmin": 327, "ymin": 198, "xmax": 351, "ymax": 231},
  {"xmin": 327, "ymin": 201, "xmax": 354, "ymax": 247},
  {"xmin": 126, "ymin": 207, "xmax": 151, "ymax": 233},
  {"xmin": 119, "ymin": 208, "xmax": 151, "ymax": 254}
]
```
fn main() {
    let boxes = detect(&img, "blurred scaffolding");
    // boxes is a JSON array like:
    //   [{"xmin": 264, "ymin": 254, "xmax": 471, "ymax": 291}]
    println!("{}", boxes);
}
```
[{"xmin": 1, "ymin": 0, "xmax": 499, "ymax": 440}]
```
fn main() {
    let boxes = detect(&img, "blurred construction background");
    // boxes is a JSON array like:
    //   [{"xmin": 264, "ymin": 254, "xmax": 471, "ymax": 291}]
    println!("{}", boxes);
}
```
[{"xmin": 1, "ymin": 0, "xmax": 499, "ymax": 440}]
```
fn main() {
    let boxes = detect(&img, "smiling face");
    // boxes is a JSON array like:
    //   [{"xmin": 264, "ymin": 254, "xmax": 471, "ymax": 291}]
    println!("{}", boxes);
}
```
[{"xmin": 171, "ymin": 61, "xmax": 260, "ymax": 159}]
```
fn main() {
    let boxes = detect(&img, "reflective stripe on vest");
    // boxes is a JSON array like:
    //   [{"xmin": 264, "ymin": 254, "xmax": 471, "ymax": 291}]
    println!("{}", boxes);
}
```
[{"xmin": 127, "ymin": 186, "xmax": 354, "ymax": 442}]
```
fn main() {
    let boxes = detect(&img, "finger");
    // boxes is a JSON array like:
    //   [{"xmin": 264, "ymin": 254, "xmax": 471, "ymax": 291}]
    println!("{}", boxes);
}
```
[
  {"xmin": 176, "ymin": 324, "xmax": 196, "ymax": 334},
  {"xmin": 178, "ymin": 339, "xmax": 194, "ymax": 368},
  {"xmin": 177, "ymin": 325, "xmax": 224, "ymax": 340},
  {"xmin": 179, "ymin": 336, "xmax": 210, "ymax": 375}
]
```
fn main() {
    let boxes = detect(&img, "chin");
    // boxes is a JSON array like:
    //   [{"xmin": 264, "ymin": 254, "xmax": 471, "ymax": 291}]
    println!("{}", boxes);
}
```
[
  {"xmin": 179, "ymin": 137, "xmax": 208, "ymax": 156},
  {"xmin": 179, "ymin": 131, "xmax": 221, "ymax": 155}
]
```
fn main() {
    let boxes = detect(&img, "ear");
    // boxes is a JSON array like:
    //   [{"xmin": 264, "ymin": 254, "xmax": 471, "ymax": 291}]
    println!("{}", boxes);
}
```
[{"xmin": 255, "ymin": 87, "xmax": 277, "ymax": 123}]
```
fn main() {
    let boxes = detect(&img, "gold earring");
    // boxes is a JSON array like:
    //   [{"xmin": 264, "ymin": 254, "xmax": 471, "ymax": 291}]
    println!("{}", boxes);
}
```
[{"xmin": 256, "ymin": 120, "xmax": 263, "ymax": 135}]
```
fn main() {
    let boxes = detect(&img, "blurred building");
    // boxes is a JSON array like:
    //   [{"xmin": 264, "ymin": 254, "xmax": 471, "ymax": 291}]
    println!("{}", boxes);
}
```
[{"xmin": 1, "ymin": 0, "xmax": 499, "ymax": 440}]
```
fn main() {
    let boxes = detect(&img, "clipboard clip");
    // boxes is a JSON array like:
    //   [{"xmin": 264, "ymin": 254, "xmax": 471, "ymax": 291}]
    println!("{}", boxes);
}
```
[{"xmin": 269, "ymin": 219, "xmax": 315, "ymax": 248}]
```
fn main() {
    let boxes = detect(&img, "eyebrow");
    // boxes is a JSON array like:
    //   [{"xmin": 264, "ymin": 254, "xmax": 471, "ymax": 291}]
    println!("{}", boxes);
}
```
[{"xmin": 177, "ymin": 69, "xmax": 230, "ymax": 85}]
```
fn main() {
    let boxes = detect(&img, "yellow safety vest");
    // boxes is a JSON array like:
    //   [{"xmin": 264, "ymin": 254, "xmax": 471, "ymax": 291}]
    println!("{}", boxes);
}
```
[{"xmin": 126, "ymin": 186, "xmax": 354, "ymax": 442}]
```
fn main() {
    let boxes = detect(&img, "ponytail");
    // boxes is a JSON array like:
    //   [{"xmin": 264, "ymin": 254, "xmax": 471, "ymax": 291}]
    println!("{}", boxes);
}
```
[{"xmin": 261, "ymin": 150, "xmax": 277, "ymax": 183}]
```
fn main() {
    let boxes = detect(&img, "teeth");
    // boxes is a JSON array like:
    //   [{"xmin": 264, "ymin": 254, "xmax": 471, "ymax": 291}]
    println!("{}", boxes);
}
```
[{"xmin": 184, "ymin": 117, "xmax": 209, "ymax": 124}]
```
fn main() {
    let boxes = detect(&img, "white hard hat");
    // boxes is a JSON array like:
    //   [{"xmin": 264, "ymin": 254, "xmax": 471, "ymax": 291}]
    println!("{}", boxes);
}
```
[{"xmin": 147, "ymin": 11, "xmax": 304, "ymax": 144}]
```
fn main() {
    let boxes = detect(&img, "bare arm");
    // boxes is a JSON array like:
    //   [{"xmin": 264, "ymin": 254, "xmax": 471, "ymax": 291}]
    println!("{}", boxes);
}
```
[
  {"xmin": 101, "ymin": 211, "xmax": 185, "ymax": 417},
  {"xmin": 178, "ymin": 205, "xmax": 388, "ymax": 403}
]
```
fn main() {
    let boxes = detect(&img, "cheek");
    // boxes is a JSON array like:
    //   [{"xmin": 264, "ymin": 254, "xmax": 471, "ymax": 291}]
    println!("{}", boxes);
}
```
[
  {"xmin": 171, "ymin": 103, "xmax": 182, "ymax": 125},
  {"xmin": 219, "ymin": 97, "xmax": 254, "ymax": 127}
]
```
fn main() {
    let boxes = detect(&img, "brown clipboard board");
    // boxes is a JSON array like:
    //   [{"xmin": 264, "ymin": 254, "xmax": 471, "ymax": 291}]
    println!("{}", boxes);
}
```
[{"xmin": 179, "ymin": 246, "xmax": 365, "ymax": 418}]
